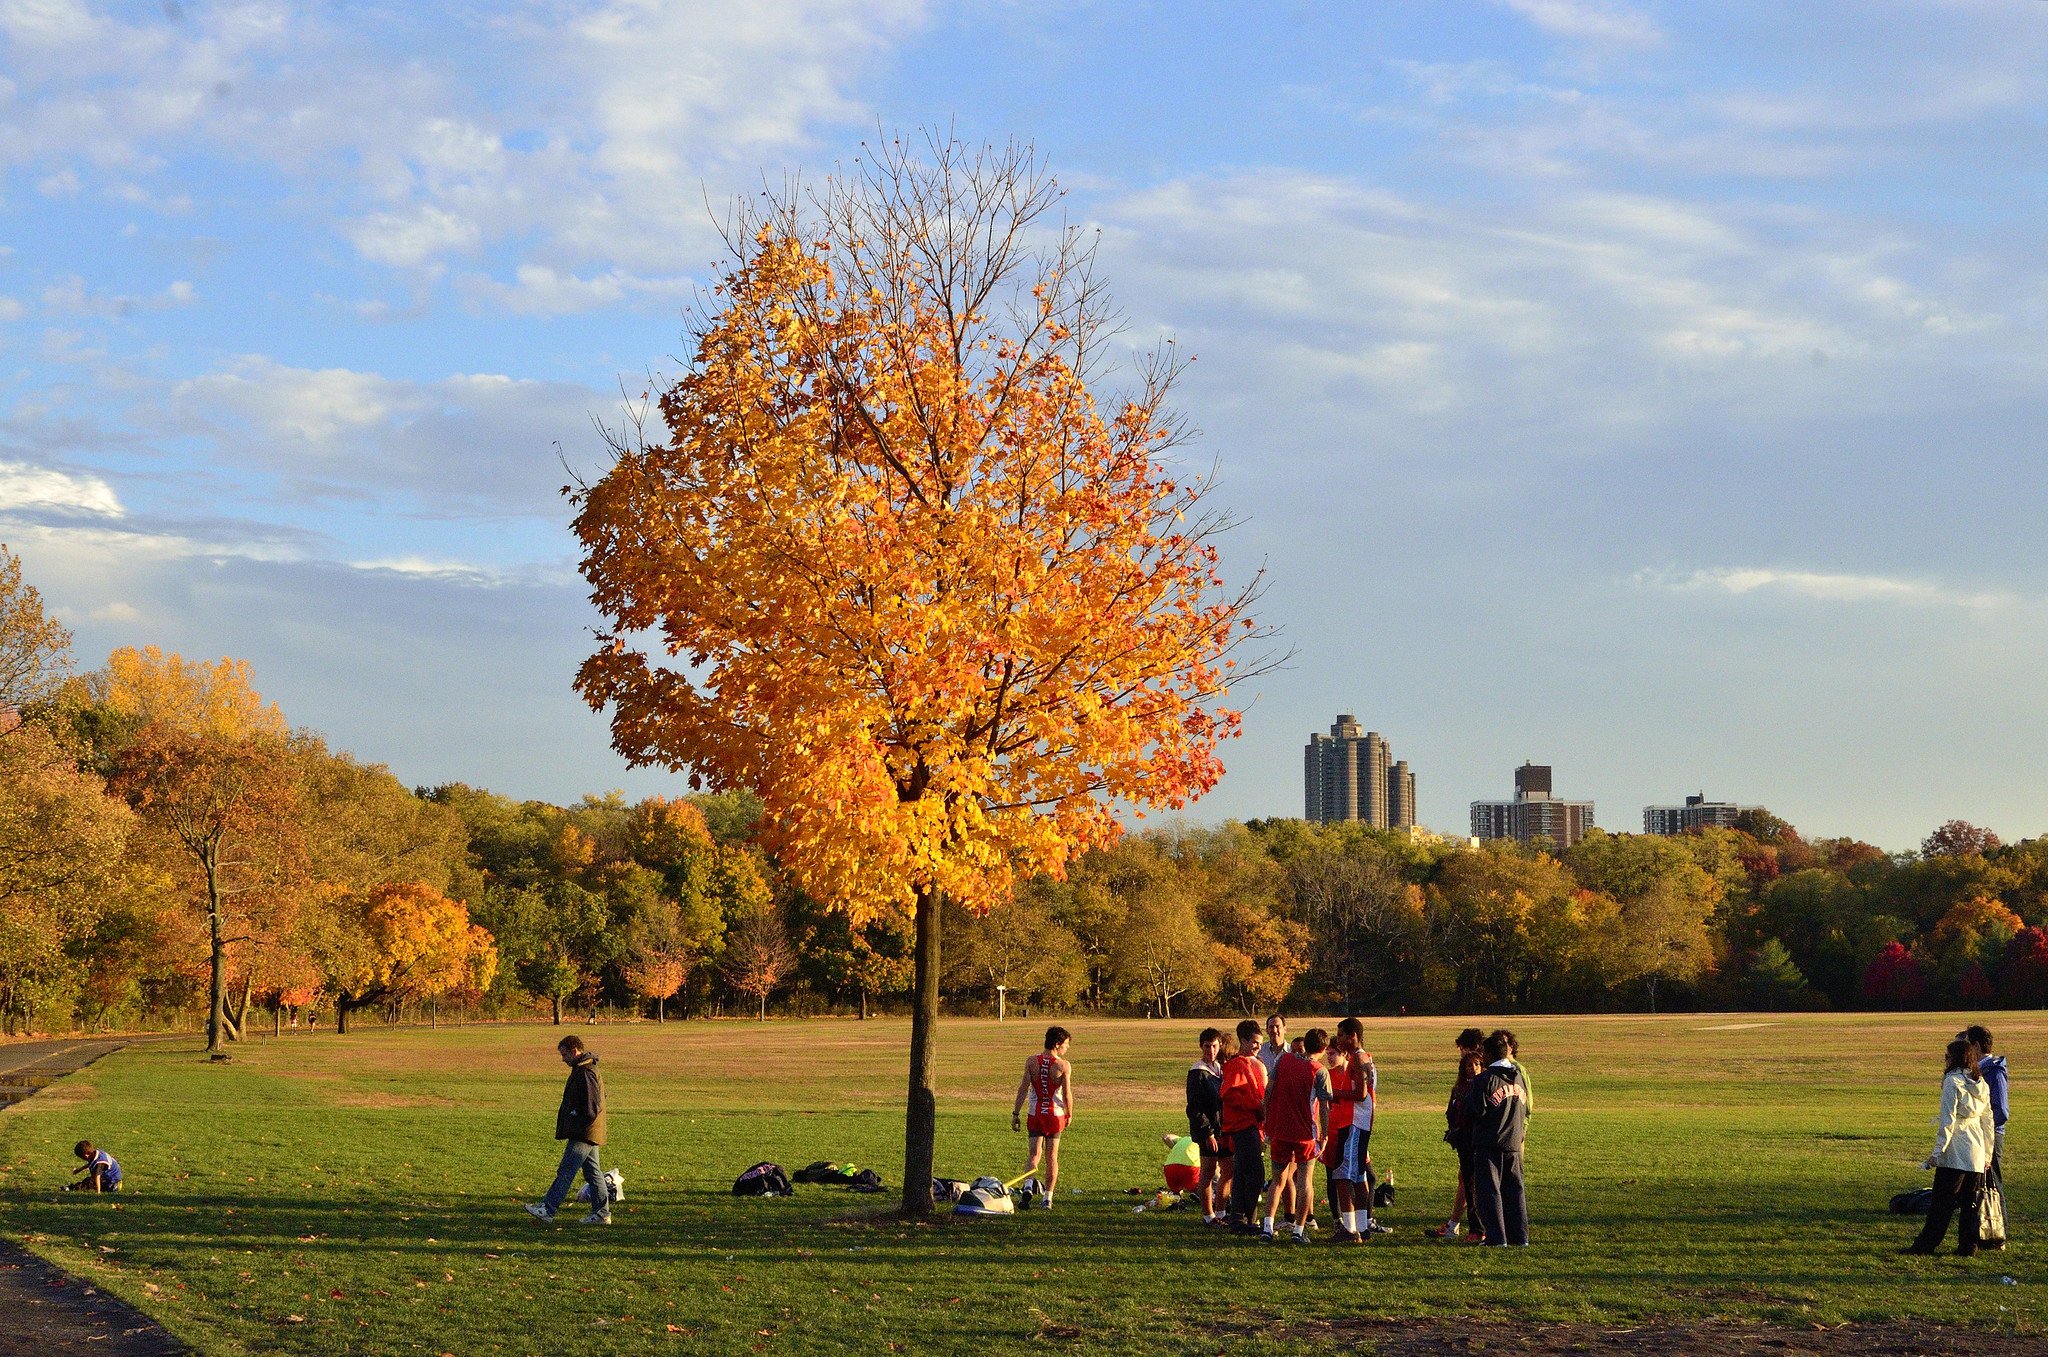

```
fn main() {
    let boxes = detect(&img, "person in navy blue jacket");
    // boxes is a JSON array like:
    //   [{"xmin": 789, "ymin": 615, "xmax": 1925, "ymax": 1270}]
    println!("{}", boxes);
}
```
[{"xmin": 1961, "ymin": 1025, "xmax": 2008, "ymax": 1182}]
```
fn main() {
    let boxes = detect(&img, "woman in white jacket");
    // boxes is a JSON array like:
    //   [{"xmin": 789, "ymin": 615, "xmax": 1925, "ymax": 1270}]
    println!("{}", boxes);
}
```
[{"xmin": 1905, "ymin": 1038, "xmax": 1996, "ymax": 1256}]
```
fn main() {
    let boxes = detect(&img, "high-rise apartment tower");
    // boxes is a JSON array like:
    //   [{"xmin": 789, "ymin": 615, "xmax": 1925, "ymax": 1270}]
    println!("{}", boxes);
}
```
[
  {"xmin": 1471, "ymin": 761, "xmax": 1595, "ymax": 850},
  {"xmin": 1304, "ymin": 715, "xmax": 1417, "ymax": 828}
]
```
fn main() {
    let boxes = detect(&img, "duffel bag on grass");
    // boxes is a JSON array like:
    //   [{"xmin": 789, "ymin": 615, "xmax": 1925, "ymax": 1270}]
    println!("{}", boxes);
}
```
[
  {"xmin": 952, "ymin": 1176, "xmax": 1015, "ymax": 1216},
  {"xmin": 733, "ymin": 1162, "xmax": 794, "ymax": 1197}
]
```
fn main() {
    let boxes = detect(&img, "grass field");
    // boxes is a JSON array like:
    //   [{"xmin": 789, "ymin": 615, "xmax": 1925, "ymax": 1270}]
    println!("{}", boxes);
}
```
[{"xmin": 0, "ymin": 1013, "xmax": 2039, "ymax": 1355}]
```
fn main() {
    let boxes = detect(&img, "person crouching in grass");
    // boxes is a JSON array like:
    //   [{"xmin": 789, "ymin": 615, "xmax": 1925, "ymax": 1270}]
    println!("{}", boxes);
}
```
[
  {"xmin": 67, "ymin": 1141, "xmax": 121, "ymax": 1193},
  {"xmin": 526, "ymin": 1035, "xmax": 611, "ymax": 1226}
]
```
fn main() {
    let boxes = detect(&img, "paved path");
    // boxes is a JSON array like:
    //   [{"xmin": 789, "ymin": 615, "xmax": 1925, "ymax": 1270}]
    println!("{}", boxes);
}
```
[
  {"xmin": 0, "ymin": 1036, "xmax": 189, "ymax": 1355},
  {"xmin": 0, "ymin": 1038, "xmax": 135, "ymax": 1105}
]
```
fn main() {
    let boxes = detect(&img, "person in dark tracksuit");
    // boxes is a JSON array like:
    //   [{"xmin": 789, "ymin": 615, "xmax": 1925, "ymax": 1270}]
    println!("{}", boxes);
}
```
[
  {"xmin": 1186, "ymin": 1027, "xmax": 1227, "ymax": 1225},
  {"xmin": 1463, "ymin": 1031, "xmax": 1529, "ymax": 1247},
  {"xmin": 525, "ymin": 1034, "xmax": 611, "ymax": 1226}
]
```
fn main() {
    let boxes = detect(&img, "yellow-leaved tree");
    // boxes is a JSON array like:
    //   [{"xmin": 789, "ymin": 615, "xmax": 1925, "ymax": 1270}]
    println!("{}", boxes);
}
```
[
  {"xmin": 572, "ymin": 134, "xmax": 1269, "ymax": 1213},
  {"xmin": 309, "ymin": 881, "xmax": 497, "ymax": 1034}
]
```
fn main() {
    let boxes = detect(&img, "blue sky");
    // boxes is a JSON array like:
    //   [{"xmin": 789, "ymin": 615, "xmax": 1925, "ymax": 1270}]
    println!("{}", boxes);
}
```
[{"xmin": 3, "ymin": 0, "xmax": 2045, "ymax": 849}]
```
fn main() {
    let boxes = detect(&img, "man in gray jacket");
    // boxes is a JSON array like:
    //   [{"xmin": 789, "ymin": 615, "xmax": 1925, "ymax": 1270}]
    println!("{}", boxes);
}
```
[
  {"xmin": 1462, "ymin": 1031, "xmax": 1528, "ymax": 1247},
  {"xmin": 526, "ymin": 1035, "xmax": 611, "ymax": 1226}
]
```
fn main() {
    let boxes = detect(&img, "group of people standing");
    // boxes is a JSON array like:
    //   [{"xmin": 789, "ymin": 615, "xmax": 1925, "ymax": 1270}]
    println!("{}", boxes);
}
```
[
  {"xmin": 1435, "ymin": 1026, "xmax": 1531, "ymax": 1247},
  {"xmin": 1907, "ymin": 1023, "xmax": 2010, "ymax": 1257},
  {"xmin": 1174, "ymin": 1013, "xmax": 1532, "ymax": 1246}
]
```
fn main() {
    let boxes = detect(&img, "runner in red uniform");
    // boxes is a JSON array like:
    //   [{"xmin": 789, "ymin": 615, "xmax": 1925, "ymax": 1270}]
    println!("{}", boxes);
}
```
[
  {"xmin": 1323, "ymin": 1016, "xmax": 1379, "ymax": 1240},
  {"xmin": 1012, "ymin": 1026, "xmax": 1073, "ymax": 1208},
  {"xmin": 1261, "ymin": 1028, "xmax": 1328, "ymax": 1243}
]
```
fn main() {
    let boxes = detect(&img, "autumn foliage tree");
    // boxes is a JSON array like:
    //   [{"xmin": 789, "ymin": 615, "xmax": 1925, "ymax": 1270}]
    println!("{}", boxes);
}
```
[
  {"xmin": 98, "ymin": 647, "xmax": 299, "ymax": 1055},
  {"xmin": 720, "ymin": 907, "xmax": 796, "ymax": 1021},
  {"xmin": 0, "ymin": 544, "xmax": 72, "ymax": 725},
  {"xmin": 310, "ymin": 881, "xmax": 497, "ymax": 1034},
  {"xmin": 572, "ymin": 134, "xmax": 1264, "ymax": 1212},
  {"xmin": 113, "ymin": 726, "xmax": 300, "ymax": 1055}
]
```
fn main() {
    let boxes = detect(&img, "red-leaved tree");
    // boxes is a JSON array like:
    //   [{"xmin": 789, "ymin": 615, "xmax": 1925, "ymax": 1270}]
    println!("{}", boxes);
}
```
[{"xmin": 1862, "ymin": 941, "xmax": 1927, "ymax": 1009}]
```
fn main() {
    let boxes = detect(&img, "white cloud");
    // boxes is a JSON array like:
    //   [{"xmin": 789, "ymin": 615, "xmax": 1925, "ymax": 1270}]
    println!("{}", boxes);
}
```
[
  {"xmin": 0, "ymin": 459, "xmax": 123, "ymax": 516},
  {"xmin": 346, "ymin": 555, "xmax": 571, "ymax": 587},
  {"xmin": 40, "ymin": 274, "xmax": 197, "ymax": 317},
  {"xmin": 1497, "ymin": 0, "xmax": 1661, "ymax": 49},
  {"xmin": 0, "ymin": 297, "xmax": 23, "ymax": 322},
  {"xmin": 0, "ymin": 1, "xmax": 930, "ymax": 296},
  {"xmin": 89, "ymin": 599, "xmax": 140, "ymax": 623},
  {"xmin": 163, "ymin": 356, "xmax": 603, "ymax": 512},
  {"xmin": 1641, "ymin": 566, "xmax": 2013, "ymax": 612},
  {"xmin": 454, "ymin": 263, "xmax": 693, "ymax": 316},
  {"xmin": 345, "ymin": 205, "xmax": 482, "ymax": 269},
  {"xmin": 1098, "ymin": 167, "xmax": 2007, "ymax": 464}
]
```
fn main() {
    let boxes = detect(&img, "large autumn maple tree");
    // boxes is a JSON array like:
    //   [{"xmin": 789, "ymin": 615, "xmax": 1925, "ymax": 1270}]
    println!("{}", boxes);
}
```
[{"xmin": 572, "ymin": 134, "xmax": 1267, "ymax": 1213}]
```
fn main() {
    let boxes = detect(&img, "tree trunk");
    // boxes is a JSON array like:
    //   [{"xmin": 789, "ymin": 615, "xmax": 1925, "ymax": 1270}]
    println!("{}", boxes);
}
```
[
  {"xmin": 550, "ymin": 995, "xmax": 562, "ymax": 1025},
  {"xmin": 336, "ymin": 997, "xmax": 352, "ymax": 1035},
  {"xmin": 205, "ymin": 852, "xmax": 229, "ymax": 1057},
  {"xmin": 901, "ymin": 885, "xmax": 942, "ymax": 1217},
  {"xmin": 273, "ymin": 1002, "xmax": 283, "ymax": 1037},
  {"xmin": 859, "ymin": 989, "xmax": 869, "ymax": 1021},
  {"xmin": 757, "ymin": 992, "xmax": 766, "ymax": 1022},
  {"xmin": 656, "ymin": 995, "xmax": 664, "ymax": 1023},
  {"xmin": 230, "ymin": 973, "xmax": 254, "ymax": 1041}
]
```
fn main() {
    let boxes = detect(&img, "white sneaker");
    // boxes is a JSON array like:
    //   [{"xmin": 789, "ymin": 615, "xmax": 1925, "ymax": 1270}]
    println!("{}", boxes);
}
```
[
  {"xmin": 524, "ymin": 1203, "xmax": 555, "ymax": 1223},
  {"xmin": 576, "ymin": 1211, "xmax": 612, "ymax": 1226}
]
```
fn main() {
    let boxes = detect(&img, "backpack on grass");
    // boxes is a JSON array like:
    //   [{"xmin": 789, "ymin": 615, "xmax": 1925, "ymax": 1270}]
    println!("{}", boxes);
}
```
[
  {"xmin": 793, "ymin": 1161, "xmax": 885, "ymax": 1191},
  {"xmin": 733, "ymin": 1162, "xmax": 794, "ymax": 1197},
  {"xmin": 1889, "ymin": 1187, "xmax": 1934, "ymax": 1215}
]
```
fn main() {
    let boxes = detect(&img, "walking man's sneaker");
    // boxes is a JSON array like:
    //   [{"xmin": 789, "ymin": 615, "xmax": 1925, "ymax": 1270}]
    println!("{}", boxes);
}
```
[
  {"xmin": 524, "ymin": 1203, "xmax": 555, "ymax": 1223},
  {"xmin": 576, "ymin": 1211, "xmax": 612, "ymax": 1226}
]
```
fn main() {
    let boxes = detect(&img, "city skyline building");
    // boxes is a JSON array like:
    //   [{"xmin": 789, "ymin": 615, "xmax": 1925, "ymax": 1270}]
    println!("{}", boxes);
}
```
[
  {"xmin": 1303, "ymin": 714, "xmax": 1417, "ymax": 828},
  {"xmin": 1471, "ymin": 761, "xmax": 1595, "ymax": 850},
  {"xmin": 1644, "ymin": 793, "xmax": 1759, "ymax": 836}
]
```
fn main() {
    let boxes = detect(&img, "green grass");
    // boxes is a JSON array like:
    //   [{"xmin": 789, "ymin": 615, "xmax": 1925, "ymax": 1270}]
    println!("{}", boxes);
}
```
[{"xmin": 0, "ymin": 1013, "xmax": 2040, "ymax": 1355}]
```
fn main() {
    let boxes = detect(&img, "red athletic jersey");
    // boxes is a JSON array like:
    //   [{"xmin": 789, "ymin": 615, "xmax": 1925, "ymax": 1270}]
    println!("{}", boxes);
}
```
[
  {"xmin": 1265, "ymin": 1051, "xmax": 1320, "ymax": 1145},
  {"xmin": 1025, "ymin": 1052, "xmax": 1066, "ymax": 1116},
  {"xmin": 1219, "ymin": 1053, "xmax": 1267, "ymax": 1134},
  {"xmin": 1329, "ymin": 1050, "xmax": 1373, "ymax": 1130}
]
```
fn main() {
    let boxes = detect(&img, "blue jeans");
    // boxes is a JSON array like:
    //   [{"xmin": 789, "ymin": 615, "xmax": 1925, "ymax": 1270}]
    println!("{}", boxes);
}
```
[{"xmin": 542, "ymin": 1140, "xmax": 607, "ymax": 1218}]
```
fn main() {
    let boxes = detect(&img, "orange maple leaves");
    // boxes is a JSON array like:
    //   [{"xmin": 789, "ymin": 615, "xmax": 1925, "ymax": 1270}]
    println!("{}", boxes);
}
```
[{"xmin": 573, "ymin": 141, "xmax": 1260, "ymax": 923}]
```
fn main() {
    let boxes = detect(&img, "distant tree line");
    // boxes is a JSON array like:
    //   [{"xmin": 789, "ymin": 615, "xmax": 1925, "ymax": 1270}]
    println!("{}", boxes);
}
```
[{"xmin": 5, "ymin": 545, "xmax": 2046, "ymax": 1033}]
